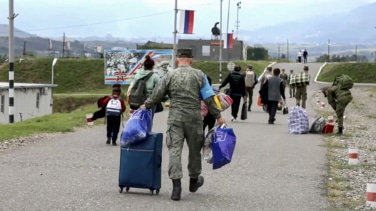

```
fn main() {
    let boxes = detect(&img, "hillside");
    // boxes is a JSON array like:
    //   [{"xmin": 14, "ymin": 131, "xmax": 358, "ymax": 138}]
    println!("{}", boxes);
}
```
[
  {"xmin": 0, "ymin": 58, "xmax": 270, "ymax": 93},
  {"xmin": 242, "ymin": 2, "xmax": 376, "ymax": 44},
  {"xmin": 318, "ymin": 63, "xmax": 376, "ymax": 83}
]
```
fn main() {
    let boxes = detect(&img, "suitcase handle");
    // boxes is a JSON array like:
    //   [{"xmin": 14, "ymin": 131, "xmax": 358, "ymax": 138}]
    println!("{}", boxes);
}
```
[{"xmin": 157, "ymin": 155, "xmax": 162, "ymax": 168}]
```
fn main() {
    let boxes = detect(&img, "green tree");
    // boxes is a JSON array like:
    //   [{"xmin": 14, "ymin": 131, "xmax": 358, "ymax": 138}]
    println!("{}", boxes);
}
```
[
  {"xmin": 247, "ymin": 46, "xmax": 268, "ymax": 60},
  {"xmin": 0, "ymin": 54, "xmax": 8, "ymax": 63}
]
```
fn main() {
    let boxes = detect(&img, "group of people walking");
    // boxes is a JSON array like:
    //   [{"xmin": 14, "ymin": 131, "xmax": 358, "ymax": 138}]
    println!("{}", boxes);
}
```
[{"xmin": 92, "ymin": 48, "xmax": 352, "ymax": 201}]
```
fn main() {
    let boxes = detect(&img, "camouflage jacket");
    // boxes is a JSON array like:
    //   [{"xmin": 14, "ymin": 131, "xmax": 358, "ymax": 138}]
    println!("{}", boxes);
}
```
[
  {"xmin": 327, "ymin": 85, "xmax": 352, "ymax": 108},
  {"xmin": 145, "ymin": 65, "xmax": 221, "ymax": 122}
]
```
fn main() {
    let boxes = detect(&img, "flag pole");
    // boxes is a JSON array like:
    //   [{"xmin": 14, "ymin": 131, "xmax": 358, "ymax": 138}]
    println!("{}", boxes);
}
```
[
  {"xmin": 172, "ymin": 0, "xmax": 178, "ymax": 69},
  {"xmin": 219, "ymin": 0, "xmax": 223, "ymax": 84}
]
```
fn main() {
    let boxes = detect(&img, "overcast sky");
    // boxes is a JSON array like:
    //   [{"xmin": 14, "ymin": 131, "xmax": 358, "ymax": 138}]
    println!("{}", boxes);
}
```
[{"xmin": 0, "ymin": 0, "xmax": 375, "ymax": 39}]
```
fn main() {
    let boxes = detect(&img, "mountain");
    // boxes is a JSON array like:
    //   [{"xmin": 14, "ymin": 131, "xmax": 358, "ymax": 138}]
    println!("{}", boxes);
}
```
[
  {"xmin": 0, "ymin": 24, "xmax": 35, "ymax": 38},
  {"xmin": 239, "ymin": 2, "xmax": 376, "ymax": 44}
]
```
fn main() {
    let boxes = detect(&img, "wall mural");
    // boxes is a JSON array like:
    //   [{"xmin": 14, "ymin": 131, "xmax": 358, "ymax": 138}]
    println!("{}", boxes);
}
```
[{"xmin": 104, "ymin": 49, "xmax": 173, "ymax": 85}]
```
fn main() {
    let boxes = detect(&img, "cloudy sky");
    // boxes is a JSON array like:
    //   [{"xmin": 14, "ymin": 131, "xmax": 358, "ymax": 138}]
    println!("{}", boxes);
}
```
[{"xmin": 0, "ymin": 0, "xmax": 375, "ymax": 39}]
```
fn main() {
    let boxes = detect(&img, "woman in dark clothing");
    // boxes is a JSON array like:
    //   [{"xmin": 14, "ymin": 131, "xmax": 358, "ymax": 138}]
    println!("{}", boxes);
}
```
[
  {"xmin": 219, "ymin": 65, "xmax": 246, "ymax": 121},
  {"xmin": 203, "ymin": 76, "xmax": 216, "ymax": 133}
]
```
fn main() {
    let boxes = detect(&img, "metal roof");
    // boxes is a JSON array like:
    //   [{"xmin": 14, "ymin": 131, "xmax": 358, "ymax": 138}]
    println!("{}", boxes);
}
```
[{"xmin": 0, "ymin": 82, "xmax": 57, "ymax": 90}]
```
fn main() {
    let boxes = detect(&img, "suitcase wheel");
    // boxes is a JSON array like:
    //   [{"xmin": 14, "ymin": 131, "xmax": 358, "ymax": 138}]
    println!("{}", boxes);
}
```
[
  {"xmin": 119, "ymin": 186, "xmax": 124, "ymax": 193},
  {"xmin": 126, "ymin": 187, "xmax": 130, "ymax": 192},
  {"xmin": 156, "ymin": 189, "xmax": 160, "ymax": 195},
  {"xmin": 149, "ymin": 189, "xmax": 154, "ymax": 195}
]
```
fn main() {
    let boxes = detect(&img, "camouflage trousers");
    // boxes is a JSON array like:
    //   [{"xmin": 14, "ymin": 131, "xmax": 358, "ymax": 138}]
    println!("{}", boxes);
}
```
[
  {"xmin": 295, "ymin": 86, "xmax": 307, "ymax": 108},
  {"xmin": 166, "ymin": 120, "xmax": 204, "ymax": 180},
  {"xmin": 333, "ymin": 97, "xmax": 353, "ymax": 128}
]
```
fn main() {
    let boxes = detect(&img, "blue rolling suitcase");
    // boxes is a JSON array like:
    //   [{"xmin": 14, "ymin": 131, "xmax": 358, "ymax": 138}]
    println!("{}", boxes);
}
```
[{"xmin": 118, "ymin": 132, "xmax": 163, "ymax": 195}]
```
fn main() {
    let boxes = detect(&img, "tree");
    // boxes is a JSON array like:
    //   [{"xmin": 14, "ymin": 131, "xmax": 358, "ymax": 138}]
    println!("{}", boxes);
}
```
[
  {"xmin": 0, "ymin": 54, "xmax": 8, "ymax": 63},
  {"xmin": 247, "ymin": 46, "xmax": 268, "ymax": 60}
]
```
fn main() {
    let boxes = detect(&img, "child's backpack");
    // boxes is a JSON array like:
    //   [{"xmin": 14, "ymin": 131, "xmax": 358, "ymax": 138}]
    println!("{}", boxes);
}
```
[
  {"xmin": 334, "ymin": 74, "xmax": 353, "ymax": 90},
  {"xmin": 106, "ymin": 97, "xmax": 122, "ymax": 116},
  {"xmin": 288, "ymin": 106, "xmax": 309, "ymax": 134},
  {"xmin": 128, "ymin": 72, "xmax": 154, "ymax": 110},
  {"xmin": 309, "ymin": 115, "xmax": 326, "ymax": 134}
]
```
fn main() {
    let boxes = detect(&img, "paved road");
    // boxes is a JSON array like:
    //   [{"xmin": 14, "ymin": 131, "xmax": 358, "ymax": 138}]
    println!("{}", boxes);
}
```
[{"xmin": 0, "ymin": 63, "xmax": 328, "ymax": 211}]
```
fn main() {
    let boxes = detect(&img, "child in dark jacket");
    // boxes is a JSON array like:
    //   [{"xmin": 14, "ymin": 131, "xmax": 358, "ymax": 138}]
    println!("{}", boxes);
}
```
[{"xmin": 101, "ymin": 84, "xmax": 126, "ymax": 146}]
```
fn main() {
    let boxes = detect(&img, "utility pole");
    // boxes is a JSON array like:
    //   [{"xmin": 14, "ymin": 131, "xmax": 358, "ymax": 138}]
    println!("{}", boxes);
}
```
[
  {"xmin": 23, "ymin": 41, "xmax": 26, "ymax": 56},
  {"xmin": 172, "ymin": 0, "xmax": 178, "ymax": 69},
  {"xmin": 8, "ymin": 0, "xmax": 18, "ymax": 124},
  {"xmin": 355, "ymin": 44, "xmax": 358, "ymax": 62},
  {"xmin": 235, "ymin": 1, "xmax": 241, "ymax": 39},
  {"xmin": 277, "ymin": 44, "xmax": 280, "ymax": 60},
  {"xmin": 287, "ymin": 39, "xmax": 289, "ymax": 62},
  {"xmin": 226, "ymin": 0, "xmax": 230, "ymax": 34},
  {"xmin": 327, "ymin": 39, "xmax": 331, "ymax": 62},
  {"xmin": 62, "ymin": 32, "xmax": 65, "ymax": 58},
  {"xmin": 219, "ymin": 0, "xmax": 223, "ymax": 84}
]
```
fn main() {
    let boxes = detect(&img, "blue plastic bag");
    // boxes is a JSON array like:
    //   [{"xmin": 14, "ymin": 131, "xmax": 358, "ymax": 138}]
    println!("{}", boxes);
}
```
[
  {"xmin": 121, "ymin": 109, "xmax": 152, "ymax": 147},
  {"xmin": 212, "ymin": 125, "xmax": 236, "ymax": 170}
]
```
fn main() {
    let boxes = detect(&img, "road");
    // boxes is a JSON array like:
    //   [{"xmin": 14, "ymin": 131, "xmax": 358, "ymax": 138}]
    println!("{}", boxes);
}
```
[{"xmin": 0, "ymin": 63, "xmax": 329, "ymax": 211}]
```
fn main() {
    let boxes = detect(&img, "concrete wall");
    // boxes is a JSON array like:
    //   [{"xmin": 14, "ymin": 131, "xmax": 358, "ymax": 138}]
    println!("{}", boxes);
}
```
[
  {"xmin": 178, "ymin": 39, "xmax": 247, "ymax": 61},
  {"xmin": 0, "ymin": 87, "xmax": 53, "ymax": 124}
]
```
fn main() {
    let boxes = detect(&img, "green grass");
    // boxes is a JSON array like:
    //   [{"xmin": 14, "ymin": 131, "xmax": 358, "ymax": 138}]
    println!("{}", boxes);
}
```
[
  {"xmin": 317, "ymin": 63, "xmax": 376, "ymax": 83},
  {"xmin": 0, "ymin": 58, "xmax": 271, "ymax": 93},
  {"xmin": 0, "ymin": 104, "xmax": 95, "ymax": 141},
  {"xmin": 192, "ymin": 60, "xmax": 271, "ymax": 84},
  {"xmin": 0, "ymin": 102, "xmax": 131, "ymax": 142}
]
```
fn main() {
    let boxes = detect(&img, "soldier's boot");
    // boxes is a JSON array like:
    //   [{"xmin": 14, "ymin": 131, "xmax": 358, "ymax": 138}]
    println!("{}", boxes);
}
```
[
  {"xmin": 106, "ymin": 137, "xmax": 111, "ymax": 144},
  {"xmin": 189, "ymin": 176, "xmax": 204, "ymax": 193},
  {"xmin": 337, "ymin": 127, "xmax": 343, "ymax": 135},
  {"xmin": 170, "ymin": 179, "xmax": 182, "ymax": 201}
]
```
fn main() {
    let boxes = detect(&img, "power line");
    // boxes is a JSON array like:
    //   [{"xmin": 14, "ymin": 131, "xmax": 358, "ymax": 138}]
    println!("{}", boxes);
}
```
[
  {"xmin": 27, "ymin": 11, "xmax": 173, "ymax": 32},
  {"xmin": 26, "ymin": 1, "xmax": 219, "ymax": 32}
]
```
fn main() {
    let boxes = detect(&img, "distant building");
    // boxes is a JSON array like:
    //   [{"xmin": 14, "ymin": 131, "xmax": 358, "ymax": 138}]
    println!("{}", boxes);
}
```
[
  {"xmin": 178, "ymin": 39, "xmax": 247, "ymax": 61},
  {"xmin": 0, "ymin": 83, "xmax": 56, "ymax": 124}
]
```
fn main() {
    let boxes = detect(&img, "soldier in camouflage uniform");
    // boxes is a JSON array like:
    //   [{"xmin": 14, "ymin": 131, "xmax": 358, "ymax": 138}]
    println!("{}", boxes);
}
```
[
  {"xmin": 141, "ymin": 49, "xmax": 225, "ymax": 201},
  {"xmin": 322, "ymin": 83, "xmax": 353, "ymax": 135}
]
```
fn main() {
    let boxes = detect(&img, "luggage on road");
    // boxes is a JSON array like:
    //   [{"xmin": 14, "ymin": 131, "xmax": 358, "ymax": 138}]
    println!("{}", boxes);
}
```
[
  {"xmin": 118, "ymin": 132, "xmax": 163, "ymax": 195},
  {"xmin": 288, "ymin": 106, "xmax": 309, "ymax": 134},
  {"xmin": 240, "ymin": 103, "xmax": 247, "ymax": 120},
  {"xmin": 309, "ymin": 115, "xmax": 325, "ymax": 134}
]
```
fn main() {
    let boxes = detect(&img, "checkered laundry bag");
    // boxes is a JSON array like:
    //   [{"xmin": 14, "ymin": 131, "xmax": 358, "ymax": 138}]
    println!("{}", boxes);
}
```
[{"xmin": 288, "ymin": 106, "xmax": 309, "ymax": 134}]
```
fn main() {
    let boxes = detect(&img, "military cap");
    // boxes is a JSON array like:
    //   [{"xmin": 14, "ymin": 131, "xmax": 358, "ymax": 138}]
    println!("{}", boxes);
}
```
[
  {"xmin": 304, "ymin": 66, "xmax": 309, "ymax": 70},
  {"xmin": 177, "ymin": 48, "xmax": 193, "ymax": 58}
]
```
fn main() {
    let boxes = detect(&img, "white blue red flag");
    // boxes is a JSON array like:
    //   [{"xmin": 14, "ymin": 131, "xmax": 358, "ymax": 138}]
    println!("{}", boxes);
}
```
[
  {"xmin": 223, "ymin": 33, "xmax": 234, "ymax": 49},
  {"xmin": 179, "ymin": 10, "xmax": 194, "ymax": 34}
]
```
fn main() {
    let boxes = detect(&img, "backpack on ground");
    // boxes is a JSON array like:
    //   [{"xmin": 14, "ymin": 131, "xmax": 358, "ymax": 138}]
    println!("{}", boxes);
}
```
[
  {"xmin": 309, "ymin": 115, "xmax": 325, "ymax": 134},
  {"xmin": 128, "ymin": 72, "xmax": 154, "ymax": 110},
  {"xmin": 288, "ymin": 106, "xmax": 309, "ymax": 134},
  {"xmin": 334, "ymin": 74, "xmax": 353, "ymax": 90},
  {"xmin": 106, "ymin": 97, "xmax": 122, "ymax": 116}
]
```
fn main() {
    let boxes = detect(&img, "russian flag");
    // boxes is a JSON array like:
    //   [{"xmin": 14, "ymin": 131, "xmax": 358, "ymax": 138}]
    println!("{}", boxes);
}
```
[
  {"xmin": 179, "ymin": 10, "xmax": 194, "ymax": 34},
  {"xmin": 223, "ymin": 33, "xmax": 234, "ymax": 49}
]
